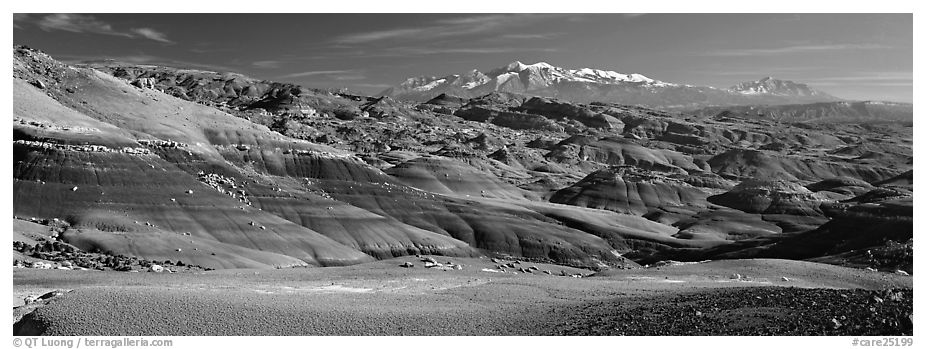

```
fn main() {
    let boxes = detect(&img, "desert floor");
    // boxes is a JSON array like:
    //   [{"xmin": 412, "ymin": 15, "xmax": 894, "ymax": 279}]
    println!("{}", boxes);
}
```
[{"xmin": 13, "ymin": 256, "xmax": 912, "ymax": 336}]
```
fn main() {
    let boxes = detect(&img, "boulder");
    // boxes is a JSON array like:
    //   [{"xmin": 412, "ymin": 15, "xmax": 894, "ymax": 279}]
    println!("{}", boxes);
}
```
[
  {"xmin": 130, "ymin": 77, "xmax": 157, "ymax": 89},
  {"xmin": 23, "ymin": 295, "xmax": 39, "ymax": 304},
  {"xmin": 39, "ymin": 290, "xmax": 65, "ymax": 300}
]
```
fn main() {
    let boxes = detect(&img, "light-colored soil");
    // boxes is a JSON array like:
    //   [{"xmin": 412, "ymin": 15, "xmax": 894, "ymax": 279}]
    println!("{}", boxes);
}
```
[{"xmin": 13, "ymin": 256, "xmax": 911, "ymax": 335}]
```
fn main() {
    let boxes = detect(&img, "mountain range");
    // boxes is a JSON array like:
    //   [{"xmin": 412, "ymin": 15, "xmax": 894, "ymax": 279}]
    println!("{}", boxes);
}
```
[{"xmin": 379, "ymin": 61, "xmax": 841, "ymax": 108}]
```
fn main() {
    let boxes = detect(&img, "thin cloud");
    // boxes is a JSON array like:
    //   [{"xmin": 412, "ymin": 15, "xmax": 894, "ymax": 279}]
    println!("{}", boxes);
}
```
[
  {"xmin": 252, "ymin": 60, "xmax": 283, "ymax": 69},
  {"xmin": 189, "ymin": 46, "xmax": 238, "ymax": 54},
  {"xmin": 279, "ymin": 70, "xmax": 356, "ymax": 79},
  {"xmin": 432, "ymin": 14, "xmax": 513, "ymax": 25},
  {"xmin": 810, "ymin": 81, "xmax": 912, "ymax": 87},
  {"xmin": 389, "ymin": 46, "xmax": 558, "ymax": 56},
  {"xmin": 60, "ymin": 54, "xmax": 235, "ymax": 72},
  {"xmin": 332, "ymin": 14, "xmax": 562, "ymax": 45},
  {"xmin": 332, "ymin": 74, "xmax": 367, "ymax": 81},
  {"xmin": 695, "ymin": 67, "xmax": 831, "ymax": 76},
  {"xmin": 13, "ymin": 14, "xmax": 32, "ymax": 29},
  {"xmin": 131, "ymin": 28, "xmax": 173, "ymax": 43},
  {"xmin": 37, "ymin": 14, "xmax": 128, "ymax": 36},
  {"xmin": 335, "ymin": 28, "xmax": 426, "ymax": 45},
  {"xmin": 699, "ymin": 43, "xmax": 890, "ymax": 56},
  {"xmin": 301, "ymin": 45, "xmax": 557, "ymax": 59},
  {"xmin": 810, "ymin": 72, "xmax": 912, "ymax": 82},
  {"xmin": 806, "ymin": 72, "xmax": 912, "ymax": 87},
  {"xmin": 26, "ymin": 14, "xmax": 173, "ymax": 44},
  {"xmin": 494, "ymin": 33, "xmax": 562, "ymax": 40}
]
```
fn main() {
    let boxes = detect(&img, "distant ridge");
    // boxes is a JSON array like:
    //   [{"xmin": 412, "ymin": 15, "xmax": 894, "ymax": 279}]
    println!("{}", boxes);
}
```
[
  {"xmin": 729, "ymin": 76, "xmax": 833, "ymax": 98},
  {"xmin": 689, "ymin": 101, "xmax": 913, "ymax": 123}
]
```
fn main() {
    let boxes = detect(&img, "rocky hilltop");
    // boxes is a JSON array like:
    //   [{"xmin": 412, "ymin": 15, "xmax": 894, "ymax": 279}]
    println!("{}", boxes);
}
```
[{"xmin": 13, "ymin": 45, "xmax": 913, "ymax": 273}]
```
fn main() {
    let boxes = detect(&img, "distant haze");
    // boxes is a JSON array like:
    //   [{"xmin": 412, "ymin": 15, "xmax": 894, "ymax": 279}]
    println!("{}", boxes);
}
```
[{"xmin": 13, "ymin": 13, "xmax": 912, "ymax": 102}]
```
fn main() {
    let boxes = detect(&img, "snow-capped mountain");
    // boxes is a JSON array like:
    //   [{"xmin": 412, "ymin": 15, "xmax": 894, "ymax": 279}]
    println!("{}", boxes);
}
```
[
  {"xmin": 485, "ymin": 61, "xmax": 672, "ymax": 87},
  {"xmin": 378, "ymin": 61, "xmax": 841, "ymax": 109}
]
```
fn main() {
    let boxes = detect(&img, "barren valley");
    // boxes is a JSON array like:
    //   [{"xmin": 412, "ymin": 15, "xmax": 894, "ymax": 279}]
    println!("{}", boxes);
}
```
[{"xmin": 12, "ymin": 43, "xmax": 913, "ymax": 336}]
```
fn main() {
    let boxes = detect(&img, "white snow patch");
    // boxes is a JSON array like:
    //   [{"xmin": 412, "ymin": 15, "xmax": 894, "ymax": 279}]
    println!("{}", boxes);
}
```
[
  {"xmin": 413, "ymin": 78, "xmax": 447, "ymax": 91},
  {"xmin": 495, "ymin": 72, "xmax": 520, "ymax": 86}
]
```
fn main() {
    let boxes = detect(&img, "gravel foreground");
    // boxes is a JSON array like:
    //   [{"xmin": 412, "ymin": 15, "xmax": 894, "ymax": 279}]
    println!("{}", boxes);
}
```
[
  {"xmin": 548, "ymin": 287, "xmax": 913, "ymax": 336},
  {"xmin": 13, "ymin": 257, "xmax": 914, "ymax": 336}
]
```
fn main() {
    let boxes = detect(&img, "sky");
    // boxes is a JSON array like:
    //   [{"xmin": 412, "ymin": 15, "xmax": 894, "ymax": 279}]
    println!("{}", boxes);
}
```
[{"xmin": 12, "ymin": 13, "xmax": 914, "ymax": 102}]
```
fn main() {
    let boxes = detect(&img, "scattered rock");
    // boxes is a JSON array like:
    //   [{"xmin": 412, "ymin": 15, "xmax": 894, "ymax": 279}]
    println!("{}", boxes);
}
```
[
  {"xmin": 23, "ymin": 295, "xmax": 40, "ymax": 304},
  {"xmin": 39, "ymin": 290, "xmax": 65, "ymax": 300},
  {"xmin": 31, "ymin": 261, "xmax": 51, "ymax": 269},
  {"xmin": 400, "ymin": 262, "xmax": 414, "ymax": 268}
]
